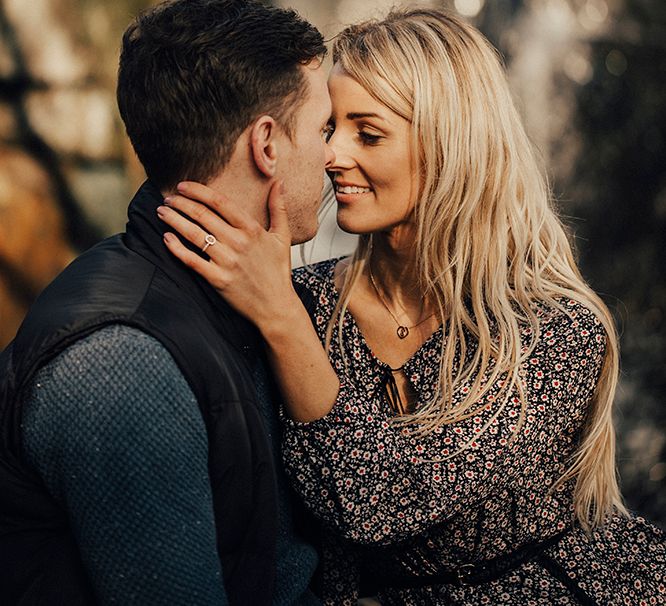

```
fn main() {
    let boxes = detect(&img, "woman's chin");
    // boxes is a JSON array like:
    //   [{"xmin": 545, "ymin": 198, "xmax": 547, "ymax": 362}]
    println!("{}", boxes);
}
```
[
  {"xmin": 335, "ymin": 211, "xmax": 373, "ymax": 236},
  {"xmin": 335, "ymin": 220, "xmax": 368, "ymax": 236}
]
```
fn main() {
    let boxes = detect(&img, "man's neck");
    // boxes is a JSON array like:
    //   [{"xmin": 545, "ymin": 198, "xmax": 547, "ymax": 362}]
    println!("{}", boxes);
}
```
[
  {"xmin": 208, "ymin": 170, "xmax": 270, "ymax": 229},
  {"xmin": 160, "ymin": 167, "xmax": 270, "ymax": 229}
]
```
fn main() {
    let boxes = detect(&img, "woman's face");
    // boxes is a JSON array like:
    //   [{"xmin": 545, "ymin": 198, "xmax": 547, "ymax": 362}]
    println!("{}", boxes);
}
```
[{"xmin": 326, "ymin": 63, "xmax": 420, "ymax": 236}]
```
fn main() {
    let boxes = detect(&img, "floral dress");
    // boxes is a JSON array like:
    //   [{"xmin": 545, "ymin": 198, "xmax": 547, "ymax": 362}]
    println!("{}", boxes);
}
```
[{"xmin": 283, "ymin": 258, "xmax": 666, "ymax": 605}]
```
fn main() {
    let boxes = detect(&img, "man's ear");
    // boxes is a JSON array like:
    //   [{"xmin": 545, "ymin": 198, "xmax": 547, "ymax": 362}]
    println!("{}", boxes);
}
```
[{"xmin": 250, "ymin": 115, "xmax": 279, "ymax": 178}]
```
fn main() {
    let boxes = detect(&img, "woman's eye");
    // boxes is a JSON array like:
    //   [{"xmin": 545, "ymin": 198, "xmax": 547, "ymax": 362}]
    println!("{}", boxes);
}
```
[{"xmin": 359, "ymin": 131, "xmax": 381, "ymax": 145}]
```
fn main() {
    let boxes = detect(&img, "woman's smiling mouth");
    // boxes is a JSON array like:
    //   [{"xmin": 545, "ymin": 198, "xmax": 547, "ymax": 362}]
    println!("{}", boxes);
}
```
[{"xmin": 334, "ymin": 182, "xmax": 373, "ymax": 195}]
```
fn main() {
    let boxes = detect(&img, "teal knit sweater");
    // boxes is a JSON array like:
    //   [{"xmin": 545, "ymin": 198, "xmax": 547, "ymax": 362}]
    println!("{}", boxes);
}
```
[{"xmin": 22, "ymin": 324, "xmax": 319, "ymax": 605}]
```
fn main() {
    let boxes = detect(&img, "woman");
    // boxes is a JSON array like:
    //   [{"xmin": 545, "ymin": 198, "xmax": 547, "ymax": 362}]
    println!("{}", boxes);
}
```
[{"xmin": 159, "ymin": 8, "xmax": 665, "ymax": 604}]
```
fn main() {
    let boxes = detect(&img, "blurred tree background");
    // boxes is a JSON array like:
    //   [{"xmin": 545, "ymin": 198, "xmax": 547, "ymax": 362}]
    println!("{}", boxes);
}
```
[{"xmin": 0, "ymin": 0, "xmax": 664, "ymax": 526}]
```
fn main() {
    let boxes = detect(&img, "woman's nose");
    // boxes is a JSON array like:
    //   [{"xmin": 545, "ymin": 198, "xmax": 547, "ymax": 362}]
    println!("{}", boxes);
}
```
[{"xmin": 327, "ymin": 134, "xmax": 354, "ymax": 170}]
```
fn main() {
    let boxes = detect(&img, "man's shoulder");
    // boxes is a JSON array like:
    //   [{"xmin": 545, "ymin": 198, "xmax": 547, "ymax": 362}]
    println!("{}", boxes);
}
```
[
  {"xmin": 28, "ymin": 324, "xmax": 192, "ymax": 405},
  {"xmin": 9, "ymin": 236, "xmax": 157, "ymax": 368},
  {"xmin": 48, "ymin": 324, "xmax": 177, "ymax": 367},
  {"xmin": 23, "ymin": 324, "xmax": 200, "ymax": 451}
]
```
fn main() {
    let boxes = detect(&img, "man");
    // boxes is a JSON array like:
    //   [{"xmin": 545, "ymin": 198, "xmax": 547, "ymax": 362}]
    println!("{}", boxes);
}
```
[{"xmin": 0, "ymin": 0, "xmax": 334, "ymax": 604}]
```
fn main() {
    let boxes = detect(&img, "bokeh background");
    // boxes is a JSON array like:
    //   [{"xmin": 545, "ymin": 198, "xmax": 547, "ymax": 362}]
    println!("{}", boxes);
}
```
[{"xmin": 0, "ymin": 0, "xmax": 664, "ymax": 527}]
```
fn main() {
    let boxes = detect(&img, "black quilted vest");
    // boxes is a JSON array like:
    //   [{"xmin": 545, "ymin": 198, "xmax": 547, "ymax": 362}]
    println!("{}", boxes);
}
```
[{"xmin": 0, "ymin": 182, "xmax": 278, "ymax": 605}]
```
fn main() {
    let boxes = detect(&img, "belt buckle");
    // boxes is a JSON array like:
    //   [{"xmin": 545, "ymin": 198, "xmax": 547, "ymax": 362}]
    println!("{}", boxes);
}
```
[{"xmin": 455, "ymin": 563, "xmax": 476, "ymax": 585}]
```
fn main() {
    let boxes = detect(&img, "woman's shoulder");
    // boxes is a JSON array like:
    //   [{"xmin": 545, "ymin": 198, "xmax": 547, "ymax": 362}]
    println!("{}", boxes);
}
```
[
  {"xmin": 536, "ymin": 297, "xmax": 604, "ymax": 328},
  {"xmin": 532, "ymin": 297, "xmax": 608, "ymax": 353},
  {"xmin": 291, "ymin": 256, "xmax": 347, "ymax": 292}
]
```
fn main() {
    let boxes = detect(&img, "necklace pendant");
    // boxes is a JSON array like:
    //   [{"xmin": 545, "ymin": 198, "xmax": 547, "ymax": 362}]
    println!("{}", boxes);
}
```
[{"xmin": 397, "ymin": 325, "xmax": 409, "ymax": 339}]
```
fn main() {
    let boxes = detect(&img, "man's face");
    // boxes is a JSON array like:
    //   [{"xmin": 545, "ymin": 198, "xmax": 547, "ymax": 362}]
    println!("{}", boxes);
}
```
[{"xmin": 277, "ymin": 61, "xmax": 335, "ymax": 244}]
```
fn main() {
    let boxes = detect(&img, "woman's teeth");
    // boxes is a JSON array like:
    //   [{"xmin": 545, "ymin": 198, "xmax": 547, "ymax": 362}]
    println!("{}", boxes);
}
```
[{"xmin": 336, "ymin": 185, "xmax": 372, "ymax": 194}]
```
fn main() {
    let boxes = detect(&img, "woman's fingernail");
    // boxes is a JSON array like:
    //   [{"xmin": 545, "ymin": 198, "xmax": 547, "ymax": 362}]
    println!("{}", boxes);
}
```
[
  {"xmin": 163, "ymin": 232, "xmax": 176, "ymax": 244},
  {"xmin": 156, "ymin": 205, "xmax": 167, "ymax": 217},
  {"xmin": 163, "ymin": 197, "xmax": 172, "ymax": 205}
]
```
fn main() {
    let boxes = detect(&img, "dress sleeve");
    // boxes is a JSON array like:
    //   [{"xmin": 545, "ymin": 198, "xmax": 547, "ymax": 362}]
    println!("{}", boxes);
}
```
[
  {"xmin": 282, "ymin": 301, "xmax": 607, "ymax": 545},
  {"xmin": 22, "ymin": 325, "xmax": 228, "ymax": 606}
]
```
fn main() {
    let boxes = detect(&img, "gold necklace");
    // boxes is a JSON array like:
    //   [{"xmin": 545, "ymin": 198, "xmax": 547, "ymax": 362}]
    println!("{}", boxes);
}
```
[{"xmin": 368, "ymin": 265, "xmax": 436, "ymax": 339}]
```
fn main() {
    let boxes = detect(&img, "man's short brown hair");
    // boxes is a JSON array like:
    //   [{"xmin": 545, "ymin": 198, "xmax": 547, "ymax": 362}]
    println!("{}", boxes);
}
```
[{"xmin": 117, "ymin": 0, "xmax": 326, "ymax": 190}]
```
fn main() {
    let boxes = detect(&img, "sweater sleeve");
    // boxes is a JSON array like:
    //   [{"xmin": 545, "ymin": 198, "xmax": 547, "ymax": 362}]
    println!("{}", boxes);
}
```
[
  {"xmin": 22, "ymin": 324, "xmax": 228, "ymax": 605},
  {"xmin": 281, "ymin": 300, "xmax": 607, "ymax": 545}
]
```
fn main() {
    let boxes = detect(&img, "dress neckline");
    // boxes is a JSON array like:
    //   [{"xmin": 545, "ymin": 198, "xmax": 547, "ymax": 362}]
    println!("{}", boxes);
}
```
[{"xmin": 324, "ymin": 258, "xmax": 444, "ymax": 377}]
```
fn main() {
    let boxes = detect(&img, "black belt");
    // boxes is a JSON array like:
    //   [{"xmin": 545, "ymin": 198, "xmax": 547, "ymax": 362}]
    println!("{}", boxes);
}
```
[{"xmin": 361, "ymin": 528, "xmax": 570, "ymax": 590}]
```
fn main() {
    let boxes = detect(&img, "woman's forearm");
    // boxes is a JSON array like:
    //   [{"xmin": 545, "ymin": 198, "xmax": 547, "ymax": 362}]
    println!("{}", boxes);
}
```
[{"xmin": 259, "ymin": 300, "xmax": 340, "ymax": 423}]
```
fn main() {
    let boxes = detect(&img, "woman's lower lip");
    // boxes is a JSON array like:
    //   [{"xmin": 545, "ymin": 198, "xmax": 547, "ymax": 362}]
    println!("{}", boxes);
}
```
[{"xmin": 334, "ymin": 190, "xmax": 372, "ymax": 203}]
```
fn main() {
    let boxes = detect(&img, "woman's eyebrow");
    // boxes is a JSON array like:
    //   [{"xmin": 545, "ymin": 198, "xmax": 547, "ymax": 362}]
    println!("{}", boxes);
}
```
[{"xmin": 346, "ymin": 112, "xmax": 386, "ymax": 121}]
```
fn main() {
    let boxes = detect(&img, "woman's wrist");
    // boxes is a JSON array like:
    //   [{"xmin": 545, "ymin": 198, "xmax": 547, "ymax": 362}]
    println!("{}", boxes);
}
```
[{"xmin": 255, "ymin": 292, "xmax": 310, "ymax": 340}]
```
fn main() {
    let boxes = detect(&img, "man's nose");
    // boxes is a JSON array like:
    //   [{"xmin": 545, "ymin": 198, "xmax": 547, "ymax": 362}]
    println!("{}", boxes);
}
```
[{"xmin": 324, "ymin": 143, "xmax": 336, "ymax": 169}]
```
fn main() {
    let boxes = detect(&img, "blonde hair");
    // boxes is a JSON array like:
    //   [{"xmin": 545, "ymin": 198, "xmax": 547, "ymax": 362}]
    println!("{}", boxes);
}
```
[{"xmin": 326, "ymin": 8, "xmax": 626, "ymax": 530}]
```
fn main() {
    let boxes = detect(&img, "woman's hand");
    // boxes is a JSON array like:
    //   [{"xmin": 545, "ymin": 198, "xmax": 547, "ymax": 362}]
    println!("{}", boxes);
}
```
[
  {"xmin": 157, "ymin": 180, "xmax": 301, "ymax": 333},
  {"xmin": 158, "ymin": 179, "xmax": 341, "ymax": 423}
]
